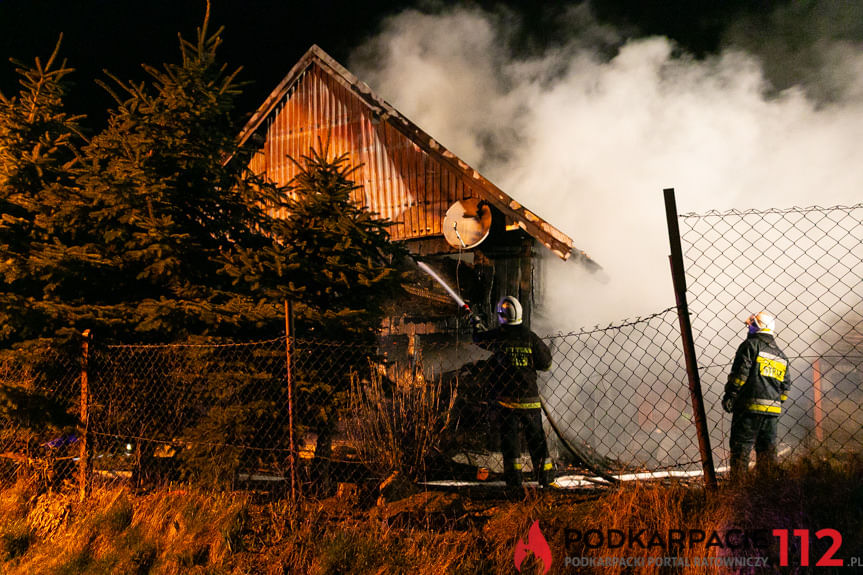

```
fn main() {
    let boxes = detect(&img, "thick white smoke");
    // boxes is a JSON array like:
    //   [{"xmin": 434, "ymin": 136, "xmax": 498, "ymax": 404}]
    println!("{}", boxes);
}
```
[{"xmin": 350, "ymin": 4, "xmax": 863, "ymax": 332}]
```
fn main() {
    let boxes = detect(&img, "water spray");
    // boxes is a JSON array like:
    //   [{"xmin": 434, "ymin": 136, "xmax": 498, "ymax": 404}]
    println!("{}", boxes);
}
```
[{"xmin": 416, "ymin": 261, "xmax": 471, "ymax": 313}]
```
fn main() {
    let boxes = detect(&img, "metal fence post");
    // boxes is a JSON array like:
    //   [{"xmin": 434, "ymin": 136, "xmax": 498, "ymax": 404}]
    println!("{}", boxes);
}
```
[
  {"xmin": 664, "ymin": 188, "xmax": 718, "ymax": 490},
  {"xmin": 812, "ymin": 359, "xmax": 824, "ymax": 442},
  {"xmin": 79, "ymin": 329, "xmax": 92, "ymax": 501},
  {"xmin": 285, "ymin": 300, "xmax": 297, "ymax": 501}
]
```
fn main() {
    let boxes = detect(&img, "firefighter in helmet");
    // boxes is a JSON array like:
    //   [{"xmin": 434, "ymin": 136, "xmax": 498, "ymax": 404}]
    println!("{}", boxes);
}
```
[
  {"xmin": 722, "ymin": 311, "xmax": 791, "ymax": 479},
  {"xmin": 472, "ymin": 296, "xmax": 553, "ymax": 488}
]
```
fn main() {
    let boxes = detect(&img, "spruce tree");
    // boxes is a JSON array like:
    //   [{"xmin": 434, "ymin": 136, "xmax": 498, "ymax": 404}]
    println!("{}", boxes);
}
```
[
  {"xmin": 70, "ymin": 17, "xmax": 288, "ymax": 483},
  {"xmin": 0, "ymin": 37, "xmax": 89, "ymax": 352},
  {"xmin": 77, "ymin": 15, "xmax": 278, "ymax": 343},
  {"xmin": 228, "ymin": 142, "xmax": 406, "ymax": 485},
  {"xmin": 232, "ymin": 142, "xmax": 406, "ymax": 340},
  {"xmin": 1, "ymin": 22, "xmax": 285, "ymax": 479},
  {"xmin": 0, "ymin": 38, "xmax": 89, "ymax": 437}
]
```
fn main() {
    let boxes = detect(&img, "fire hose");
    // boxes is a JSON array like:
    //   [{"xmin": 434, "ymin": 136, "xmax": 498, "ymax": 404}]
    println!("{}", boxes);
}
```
[
  {"xmin": 416, "ymin": 259, "xmax": 620, "ymax": 485},
  {"xmin": 539, "ymin": 401, "xmax": 620, "ymax": 484}
]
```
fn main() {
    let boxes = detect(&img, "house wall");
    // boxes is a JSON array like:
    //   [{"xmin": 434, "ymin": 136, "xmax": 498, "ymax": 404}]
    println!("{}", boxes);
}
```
[
  {"xmin": 247, "ymin": 61, "xmax": 490, "ymax": 246},
  {"xmin": 389, "ymin": 231, "xmax": 538, "ymax": 332},
  {"xmin": 380, "ymin": 234, "xmax": 540, "ymax": 374},
  {"xmin": 241, "ymin": 51, "xmax": 561, "ymax": 345}
]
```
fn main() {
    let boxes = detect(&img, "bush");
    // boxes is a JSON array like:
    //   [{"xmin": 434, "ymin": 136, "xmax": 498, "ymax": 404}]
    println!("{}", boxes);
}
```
[{"xmin": 347, "ymin": 363, "xmax": 455, "ymax": 482}]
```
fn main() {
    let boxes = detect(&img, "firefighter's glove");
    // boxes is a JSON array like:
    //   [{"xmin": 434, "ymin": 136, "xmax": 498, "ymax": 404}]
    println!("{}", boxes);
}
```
[
  {"xmin": 721, "ymin": 393, "xmax": 736, "ymax": 413},
  {"xmin": 469, "ymin": 315, "xmax": 485, "ymax": 332}
]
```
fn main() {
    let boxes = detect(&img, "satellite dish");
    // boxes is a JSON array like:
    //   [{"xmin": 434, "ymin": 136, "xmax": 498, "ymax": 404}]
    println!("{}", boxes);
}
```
[{"xmin": 442, "ymin": 198, "xmax": 492, "ymax": 249}]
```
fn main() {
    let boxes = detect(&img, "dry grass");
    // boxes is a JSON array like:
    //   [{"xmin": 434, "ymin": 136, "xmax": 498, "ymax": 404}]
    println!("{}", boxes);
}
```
[
  {"xmin": 0, "ymin": 451, "xmax": 860, "ymax": 574},
  {"xmin": 0, "ymin": 485, "xmax": 249, "ymax": 575},
  {"xmin": 562, "ymin": 481, "xmax": 728, "ymax": 575},
  {"xmin": 346, "ymin": 363, "xmax": 456, "ymax": 481}
]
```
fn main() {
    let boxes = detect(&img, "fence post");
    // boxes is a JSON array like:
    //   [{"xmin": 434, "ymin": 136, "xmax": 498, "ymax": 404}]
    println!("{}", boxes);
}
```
[
  {"xmin": 812, "ymin": 359, "xmax": 824, "ymax": 441},
  {"xmin": 79, "ymin": 329, "xmax": 92, "ymax": 501},
  {"xmin": 285, "ymin": 300, "xmax": 297, "ymax": 501},
  {"xmin": 663, "ymin": 188, "xmax": 718, "ymax": 490}
]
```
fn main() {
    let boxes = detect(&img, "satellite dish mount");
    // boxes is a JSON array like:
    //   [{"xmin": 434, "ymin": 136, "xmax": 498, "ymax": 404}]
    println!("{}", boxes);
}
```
[{"xmin": 442, "ymin": 198, "xmax": 492, "ymax": 249}]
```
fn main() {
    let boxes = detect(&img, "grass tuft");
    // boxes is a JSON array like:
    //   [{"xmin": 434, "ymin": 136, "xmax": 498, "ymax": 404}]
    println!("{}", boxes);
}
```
[
  {"xmin": 346, "ymin": 363, "xmax": 456, "ymax": 482},
  {"xmin": 0, "ymin": 450, "xmax": 860, "ymax": 573},
  {"xmin": 95, "ymin": 490, "xmax": 134, "ymax": 533},
  {"xmin": 0, "ymin": 520, "xmax": 32, "ymax": 560}
]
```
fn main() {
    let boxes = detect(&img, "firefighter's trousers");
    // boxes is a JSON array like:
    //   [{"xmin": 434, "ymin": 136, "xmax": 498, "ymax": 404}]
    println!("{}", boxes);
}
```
[
  {"xmin": 498, "ymin": 404, "xmax": 552, "ymax": 487},
  {"xmin": 729, "ymin": 412, "xmax": 778, "ymax": 479}
]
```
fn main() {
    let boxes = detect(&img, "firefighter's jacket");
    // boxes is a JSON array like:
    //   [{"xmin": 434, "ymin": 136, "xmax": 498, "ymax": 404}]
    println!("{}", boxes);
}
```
[
  {"xmin": 724, "ymin": 332, "xmax": 791, "ymax": 416},
  {"xmin": 473, "ymin": 324, "xmax": 552, "ymax": 408}
]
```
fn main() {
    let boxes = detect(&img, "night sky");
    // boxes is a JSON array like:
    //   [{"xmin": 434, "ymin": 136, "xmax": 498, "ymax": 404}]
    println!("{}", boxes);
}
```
[{"xmin": 0, "ymin": 0, "xmax": 777, "ymax": 130}]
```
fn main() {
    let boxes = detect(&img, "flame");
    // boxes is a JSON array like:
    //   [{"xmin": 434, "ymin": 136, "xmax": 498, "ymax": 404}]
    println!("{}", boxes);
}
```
[{"xmin": 514, "ymin": 520, "xmax": 552, "ymax": 574}]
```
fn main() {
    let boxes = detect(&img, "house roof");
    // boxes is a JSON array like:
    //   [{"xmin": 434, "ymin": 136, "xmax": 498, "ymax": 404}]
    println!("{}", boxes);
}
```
[{"xmin": 237, "ymin": 45, "xmax": 597, "ymax": 265}]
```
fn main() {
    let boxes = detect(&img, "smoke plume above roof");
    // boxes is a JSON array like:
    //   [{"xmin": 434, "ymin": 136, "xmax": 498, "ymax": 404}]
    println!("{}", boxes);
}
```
[{"xmin": 350, "ymin": 3, "xmax": 863, "ymax": 331}]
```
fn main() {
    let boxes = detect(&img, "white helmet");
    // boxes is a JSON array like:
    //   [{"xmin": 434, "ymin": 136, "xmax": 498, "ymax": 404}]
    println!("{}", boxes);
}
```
[
  {"xmin": 746, "ymin": 311, "xmax": 775, "ymax": 334},
  {"xmin": 497, "ymin": 296, "xmax": 523, "ymax": 326}
]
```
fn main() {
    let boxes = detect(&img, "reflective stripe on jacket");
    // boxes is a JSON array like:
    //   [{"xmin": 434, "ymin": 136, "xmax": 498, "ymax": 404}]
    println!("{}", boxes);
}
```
[
  {"xmin": 498, "ymin": 398, "xmax": 542, "ymax": 410},
  {"xmin": 725, "ymin": 332, "xmax": 791, "ymax": 416},
  {"xmin": 473, "ymin": 324, "xmax": 552, "ymax": 402}
]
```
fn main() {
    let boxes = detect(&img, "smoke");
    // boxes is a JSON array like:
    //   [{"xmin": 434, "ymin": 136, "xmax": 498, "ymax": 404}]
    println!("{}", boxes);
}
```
[
  {"xmin": 723, "ymin": 0, "xmax": 863, "ymax": 103},
  {"xmin": 349, "ymin": 3, "xmax": 863, "ymax": 332}
]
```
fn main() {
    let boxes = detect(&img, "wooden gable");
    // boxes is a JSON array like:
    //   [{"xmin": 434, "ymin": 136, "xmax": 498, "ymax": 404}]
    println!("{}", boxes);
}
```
[{"xmin": 238, "ymin": 45, "xmax": 591, "ymax": 263}]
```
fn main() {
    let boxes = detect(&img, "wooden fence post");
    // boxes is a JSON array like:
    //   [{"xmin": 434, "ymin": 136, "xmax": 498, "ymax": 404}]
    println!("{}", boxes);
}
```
[
  {"xmin": 79, "ymin": 329, "xmax": 92, "ymax": 501},
  {"xmin": 285, "ymin": 300, "xmax": 297, "ymax": 501}
]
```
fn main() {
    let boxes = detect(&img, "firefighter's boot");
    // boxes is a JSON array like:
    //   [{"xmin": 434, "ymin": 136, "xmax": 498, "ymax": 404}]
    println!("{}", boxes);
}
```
[
  {"xmin": 503, "ymin": 459, "xmax": 523, "ymax": 488},
  {"xmin": 535, "ymin": 457, "xmax": 553, "ymax": 487}
]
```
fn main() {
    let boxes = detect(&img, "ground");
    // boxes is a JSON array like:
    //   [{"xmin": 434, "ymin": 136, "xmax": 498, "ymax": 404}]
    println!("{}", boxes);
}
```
[{"xmin": 1, "ymin": 452, "xmax": 862, "ymax": 574}]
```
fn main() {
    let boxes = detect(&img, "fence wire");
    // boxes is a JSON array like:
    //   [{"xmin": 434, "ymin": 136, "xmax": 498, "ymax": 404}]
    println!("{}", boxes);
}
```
[
  {"xmin": 541, "ymin": 308, "xmax": 702, "ymax": 476},
  {"xmin": 0, "ymin": 347, "xmax": 80, "ymax": 490},
  {"xmin": 1, "ymin": 204, "xmax": 860, "ymax": 497},
  {"xmin": 0, "ymin": 314, "xmax": 705, "ymax": 495},
  {"xmin": 681, "ymin": 204, "xmax": 863, "ymax": 468}
]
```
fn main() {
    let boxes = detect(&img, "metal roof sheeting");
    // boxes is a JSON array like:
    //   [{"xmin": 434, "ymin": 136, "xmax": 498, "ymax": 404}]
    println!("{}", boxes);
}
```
[
  {"xmin": 240, "ymin": 45, "xmax": 590, "ymax": 262},
  {"xmin": 248, "ymin": 62, "xmax": 480, "ymax": 241}
]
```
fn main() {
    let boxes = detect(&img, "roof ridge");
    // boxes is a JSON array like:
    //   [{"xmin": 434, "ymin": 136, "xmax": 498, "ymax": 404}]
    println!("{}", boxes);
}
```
[{"xmin": 236, "ymin": 45, "xmax": 597, "ymax": 264}]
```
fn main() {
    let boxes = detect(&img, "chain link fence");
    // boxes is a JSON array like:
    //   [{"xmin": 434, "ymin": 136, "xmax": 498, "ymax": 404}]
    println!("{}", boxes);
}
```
[
  {"xmin": 681, "ymin": 204, "xmax": 863, "ymax": 469},
  {"xmin": 1, "ymin": 203, "xmax": 861, "ymax": 497},
  {"xmin": 0, "ymin": 315, "xmax": 714, "ymax": 495},
  {"xmin": 0, "ymin": 320, "xmax": 700, "ymax": 496},
  {"xmin": 0, "ymin": 346, "xmax": 81, "ymax": 490},
  {"xmin": 541, "ymin": 308, "xmax": 702, "ymax": 478}
]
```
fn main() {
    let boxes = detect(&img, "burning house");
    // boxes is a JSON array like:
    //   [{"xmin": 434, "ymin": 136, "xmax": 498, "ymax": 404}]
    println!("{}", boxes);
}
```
[
  {"xmin": 237, "ymin": 45, "xmax": 595, "ymax": 345},
  {"xmin": 234, "ymin": 47, "xmax": 641, "ymax": 483}
]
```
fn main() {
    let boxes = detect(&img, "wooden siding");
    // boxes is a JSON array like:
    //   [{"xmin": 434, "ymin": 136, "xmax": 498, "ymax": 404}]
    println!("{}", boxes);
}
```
[
  {"xmin": 247, "ymin": 62, "xmax": 484, "ymax": 242},
  {"xmin": 238, "ymin": 45, "xmax": 596, "ymax": 263}
]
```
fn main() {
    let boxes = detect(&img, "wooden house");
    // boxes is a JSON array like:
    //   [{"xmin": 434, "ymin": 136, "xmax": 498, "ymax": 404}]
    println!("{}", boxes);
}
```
[{"xmin": 237, "ymin": 45, "xmax": 595, "ymax": 340}]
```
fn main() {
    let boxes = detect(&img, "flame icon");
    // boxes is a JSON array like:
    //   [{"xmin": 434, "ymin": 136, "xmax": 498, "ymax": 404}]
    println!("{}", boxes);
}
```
[{"xmin": 514, "ymin": 520, "xmax": 552, "ymax": 574}]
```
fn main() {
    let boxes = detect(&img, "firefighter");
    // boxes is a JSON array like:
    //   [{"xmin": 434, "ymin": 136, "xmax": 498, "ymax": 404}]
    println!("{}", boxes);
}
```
[
  {"xmin": 472, "ymin": 296, "xmax": 554, "ymax": 489},
  {"xmin": 722, "ymin": 311, "xmax": 791, "ymax": 480}
]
